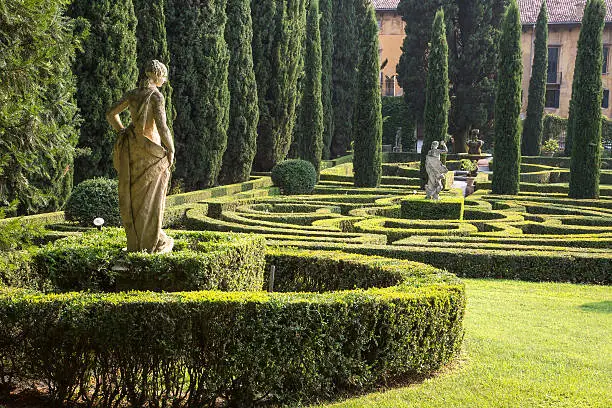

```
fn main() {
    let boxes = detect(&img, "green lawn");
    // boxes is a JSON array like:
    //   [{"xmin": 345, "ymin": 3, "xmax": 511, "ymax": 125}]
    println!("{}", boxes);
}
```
[{"xmin": 316, "ymin": 279, "xmax": 612, "ymax": 408}]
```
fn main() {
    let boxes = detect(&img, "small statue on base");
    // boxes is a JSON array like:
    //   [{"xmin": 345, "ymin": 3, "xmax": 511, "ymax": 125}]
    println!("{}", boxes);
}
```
[
  {"xmin": 106, "ymin": 60, "xmax": 175, "ymax": 254},
  {"xmin": 393, "ymin": 127, "xmax": 403, "ymax": 152},
  {"xmin": 467, "ymin": 129, "xmax": 484, "ymax": 155},
  {"xmin": 425, "ymin": 140, "xmax": 448, "ymax": 200}
]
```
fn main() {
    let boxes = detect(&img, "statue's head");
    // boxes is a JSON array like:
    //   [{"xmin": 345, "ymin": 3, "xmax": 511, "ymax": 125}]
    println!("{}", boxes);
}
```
[
  {"xmin": 431, "ymin": 141, "xmax": 439, "ymax": 150},
  {"xmin": 144, "ymin": 60, "xmax": 168, "ymax": 87}
]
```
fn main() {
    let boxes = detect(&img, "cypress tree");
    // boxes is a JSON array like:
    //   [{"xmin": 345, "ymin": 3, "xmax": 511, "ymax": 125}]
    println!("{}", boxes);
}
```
[
  {"xmin": 420, "ymin": 9, "xmax": 450, "ymax": 187},
  {"xmin": 330, "ymin": 0, "xmax": 358, "ymax": 158},
  {"xmin": 251, "ymin": 0, "xmax": 307, "ymax": 172},
  {"xmin": 352, "ymin": 0, "xmax": 382, "ymax": 187},
  {"xmin": 320, "ymin": 0, "xmax": 334, "ymax": 160},
  {"xmin": 568, "ymin": 0, "xmax": 606, "ymax": 198},
  {"xmin": 166, "ymin": 0, "xmax": 230, "ymax": 190},
  {"xmin": 449, "ymin": 0, "xmax": 502, "ymax": 153},
  {"xmin": 69, "ymin": 0, "xmax": 138, "ymax": 183},
  {"xmin": 397, "ymin": 0, "xmax": 506, "ymax": 153},
  {"xmin": 0, "ymin": 0, "xmax": 81, "ymax": 214},
  {"xmin": 396, "ymin": 0, "xmax": 453, "ymax": 150},
  {"xmin": 133, "ymin": 0, "xmax": 174, "ymax": 132},
  {"xmin": 492, "ymin": 0, "xmax": 522, "ymax": 195},
  {"xmin": 521, "ymin": 0, "xmax": 548, "ymax": 156},
  {"xmin": 219, "ymin": 0, "xmax": 259, "ymax": 185},
  {"xmin": 296, "ymin": 0, "xmax": 324, "ymax": 177}
]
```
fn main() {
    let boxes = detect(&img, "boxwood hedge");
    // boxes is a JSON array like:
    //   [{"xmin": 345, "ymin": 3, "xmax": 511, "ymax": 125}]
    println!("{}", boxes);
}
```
[{"xmin": 0, "ymin": 249, "xmax": 465, "ymax": 407}]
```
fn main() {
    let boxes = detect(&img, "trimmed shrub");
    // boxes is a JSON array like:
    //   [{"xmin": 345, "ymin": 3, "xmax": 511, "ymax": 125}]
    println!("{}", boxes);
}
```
[
  {"xmin": 65, "ymin": 178, "xmax": 120, "ymax": 227},
  {"xmin": 166, "ymin": 0, "xmax": 230, "ymax": 190},
  {"xmin": 421, "ymin": 9, "xmax": 450, "ymax": 187},
  {"xmin": 320, "ymin": 0, "xmax": 334, "ymax": 160},
  {"xmin": 69, "ymin": 0, "xmax": 138, "ymax": 183},
  {"xmin": 352, "ymin": 0, "xmax": 382, "ymax": 187},
  {"xmin": 271, "ymin": 159, "xmax": 317, "ymax": 195},
  {"xmin": 219, "ymin": 0, "xmax": 259, "ymax": 185},
  {"xmin": 401, "ymin": 195, "xmax": 464, "ymax": 220},
  {"xmin": 296, "ymin": 0, "xmax": 324, "ymax": 178},
  {"xmin": 251, "ymin": 0, "xmax": 308, "ymax": 171},
  {"xmin": 285, "ymin": 241, "xmax": 611, "ymax": 284},
  {"xmin": 568, "ymin": 0, "xmax": 606, "ymax": 198},
  {"xmin": 133, "ymin": 0, "xmax": 174, "ymax": 132},
  {"xmin": 0, "ymin": 249, "xmax": 464, "ymax": 406},
  {"xmin": 30, "ymin": 229, "xmax": 266, "ymax": 293},
  {"xmin": 521, "ymin": 0, "xmax": 548, "ymax": 156},
  {"xmin": 492, "ymin": 0, "xmax": 522, "ymax": 195},
  {"xmin": 330, "ymin": 0, "xmax": 358, "ymax": 158}
]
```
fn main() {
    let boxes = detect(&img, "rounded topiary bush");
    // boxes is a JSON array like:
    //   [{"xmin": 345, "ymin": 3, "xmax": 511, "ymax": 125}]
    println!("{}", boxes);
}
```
[
  {"xmin": 271, "ymin": 159, "xmax": 317, "ymax": 194},
  {"xmin": 65, "ymin": 178, "xmax": 121, "ymax": 226}
]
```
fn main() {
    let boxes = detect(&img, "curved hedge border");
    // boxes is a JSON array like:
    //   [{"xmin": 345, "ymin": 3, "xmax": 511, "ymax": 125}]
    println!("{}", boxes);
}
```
[
  {"xmin": 2, "ymin": 229, "xmax": 266, "ymax": 293},
  {"xmin": 0, "ymin": 249, "xmax": 465, "ymax": 407}
]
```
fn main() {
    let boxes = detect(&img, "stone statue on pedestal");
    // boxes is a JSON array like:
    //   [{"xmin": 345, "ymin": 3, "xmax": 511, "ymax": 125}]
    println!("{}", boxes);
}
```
[
  {"xmin": 393, "ymin": 127, "xmax": 403, "ymax": 152},
  {"xmin": 425, "ymin": 140, "xmax": 448, "ymax": 200},
  {"xmin": 467, "ymin": 129, "xmax": 484, "ymax": 155},
  {"xmin": 106, "ymin": 60, "xmax": 175, "ymax": 253}
]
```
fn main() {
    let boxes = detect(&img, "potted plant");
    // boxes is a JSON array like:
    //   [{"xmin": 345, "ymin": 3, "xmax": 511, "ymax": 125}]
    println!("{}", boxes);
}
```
[
  {"xmin": 460, "ymin": 159, "xmax": 478, "ymax": 177},
  {"xmin": 541, "ymin": 139, "xmax": 559, "ymax": 157}
]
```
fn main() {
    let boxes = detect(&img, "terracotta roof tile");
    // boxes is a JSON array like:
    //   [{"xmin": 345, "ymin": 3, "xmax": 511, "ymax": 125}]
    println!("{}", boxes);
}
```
[
  {"xmin": 519, "ymin": 0, "xmax": 612, "ymax": 24},
  {"xmin": 372, "ymin": 0, "xmax": 400, "ymax": 11},
  {"xmin": 371, "ymin": 0, "xmax": 612, "ymax": 24}
]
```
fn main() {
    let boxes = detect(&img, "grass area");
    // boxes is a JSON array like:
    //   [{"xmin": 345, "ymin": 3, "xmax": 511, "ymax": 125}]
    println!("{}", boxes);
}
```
[{"xmin": 315, "ymin": 279, "xmax": 612, "ymax": 408}]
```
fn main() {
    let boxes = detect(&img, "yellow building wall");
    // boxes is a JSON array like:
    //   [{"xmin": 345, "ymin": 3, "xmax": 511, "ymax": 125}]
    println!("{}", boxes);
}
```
[
  {"xmin": 521, "ymin": 25, "xmax": 612, "ymax": 119},
  {"xmin": 377, "ymin": 9, "xmax": 612, "ymax": 119},
  {"xmin": 377, "ymin": 11, "xmax": 405, "ymax": 96}
]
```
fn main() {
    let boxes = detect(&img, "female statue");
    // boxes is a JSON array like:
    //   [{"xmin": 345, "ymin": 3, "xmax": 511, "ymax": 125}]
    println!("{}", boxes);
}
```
[
  {"xmin": 106, "ymin": 60, "xmax": 174, "ymax": 253},
  {"xmin": 425, "ymin": 140, "xmax": 448, "ymax": 200}
]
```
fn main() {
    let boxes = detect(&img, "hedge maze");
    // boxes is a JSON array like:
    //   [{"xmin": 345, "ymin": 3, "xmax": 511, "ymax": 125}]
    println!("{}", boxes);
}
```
[
  {"xmin": 181, "ymin": 158, "xmax": 611, "ymax": 284},
  {"xmin": 1, "ymin": 157, "xmax": 610, "ymax": 406}
]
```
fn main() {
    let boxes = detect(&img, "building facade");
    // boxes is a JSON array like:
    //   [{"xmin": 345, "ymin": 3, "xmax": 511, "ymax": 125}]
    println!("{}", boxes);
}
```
[
  {"xmin": 375, "ymin": 1, "xmax": 404, "ymax": 97},
  {"xmin": 374, "ymin": 0, "xmax": 612, "ymax": 118}
]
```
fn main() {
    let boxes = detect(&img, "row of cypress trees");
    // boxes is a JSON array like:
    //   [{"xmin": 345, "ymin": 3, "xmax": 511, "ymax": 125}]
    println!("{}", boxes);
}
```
[
  {"xmin": 521, "ymin": 0, "xmax": 605, "ymax": 199},
  {"xmin": 67, "ymin": 0, "xmax": 381, "ymax": 191}
]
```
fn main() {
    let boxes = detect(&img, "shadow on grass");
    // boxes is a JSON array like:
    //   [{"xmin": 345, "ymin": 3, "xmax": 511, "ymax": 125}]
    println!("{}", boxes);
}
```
[{"xmin": 580, "ymin": 301, "xmax": 612, "ymax": 314}]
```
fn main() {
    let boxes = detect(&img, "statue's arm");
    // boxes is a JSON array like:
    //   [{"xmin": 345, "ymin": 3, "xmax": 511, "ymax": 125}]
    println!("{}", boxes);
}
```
[
  {"xmin": 152, "ymin": 92, "xmax": 175, "ymax": 165},
  {"xmin": 439, "ymin": 141, "xmax": 448, "ymax": 154},
  {"xmin": 106, "ymin": 94, "xmax": 130, "ymax": 132}
]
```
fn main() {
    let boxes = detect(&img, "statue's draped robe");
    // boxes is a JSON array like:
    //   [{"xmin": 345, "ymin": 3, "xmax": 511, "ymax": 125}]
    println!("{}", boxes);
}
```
[
  {"xmin": 113, "ymin": 89, "xmax": 173, "ymax": 253},
  {"xmin": 425, "ymin": 148, "xmax": 448, "ymax": 199}
]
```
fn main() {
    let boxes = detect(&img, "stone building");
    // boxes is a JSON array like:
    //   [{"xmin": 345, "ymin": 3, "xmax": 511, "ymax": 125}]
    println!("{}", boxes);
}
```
[
  {"xmin": 373, "ymin": 0, "xmax": 612, "ymax": 118},
  {"xmin": 374, "ymin": 0, "xmax": 405, "ymax": 97}
]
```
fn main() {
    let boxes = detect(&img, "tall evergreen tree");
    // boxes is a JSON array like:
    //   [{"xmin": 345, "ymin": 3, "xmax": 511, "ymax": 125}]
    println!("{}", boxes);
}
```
[
  {"xmin": 521, "ymin": 0, "xmax": 548, "ymax": 156},
  {"xmin": 491, "ymin": 0, "xmax": 522, "ymax": 195},
  {"xmin": 352, "ymin": 0, "xmax": 382, "ymax": 187},
  {"xmin": 330, "ymin": 0, "xmax": 358, "ymax": 158},
  {"xmin": 166, "ymin": 0, "xmax": 230, "ymax": 190},
  {"xmin": 219, "ymin": 0, "xmax": 259, "ymax": 185},
  {"xmin": 449, "ymin": 0, "xmax": 503, "ymax": 153},
  {"xmin": 421, "ymin": 9, "xmax": 450, "ymax": 187},
  {"xmin": 569, "ymin": 0, "xmax": 606, "ymax": 198},
  {"xmin": 251, "ymin": 0, "xmax": 307, "ymax": 171},
  {"xmin": 320, "ymin": 0, "xmax": 334, "ymax": 160},
  {"xmin": 296, "ymin": 0, "xmax": 324, "ymax": 178},
  {"xmin": 69, "ymin": 0, "xmax": 138, "ymax": 183},
  {"xmin": 397, "ymin": 0, "xmax": 453, "ymax": 146},
  {"xmin": 0, "ymin": 0, "xmax": 81, "ymax": 214},
  {"xmin": 133, "ymin": 0, "xmax": 174, "ymax": 132},
  {"xmin": 397, "ymin": 0, "xmax": 506, "ymax": 153}
]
